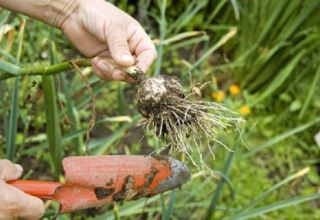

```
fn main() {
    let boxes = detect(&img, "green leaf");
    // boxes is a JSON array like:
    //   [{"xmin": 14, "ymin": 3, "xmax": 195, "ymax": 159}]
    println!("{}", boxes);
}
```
[
  {"xmin": 6, "ymin": 19, "xmax": 26, "ymax": 160},
  {"xmin": 242, "ymin": 118, "xmax": 320, "ymax": 158},
  {"xmin": 0, "ymin": 60, "xmax": 20, "ymax": 75},
  {"xmin": 42, "ymin": 76, "xmax": 62, "ymax": 176},
  {"xmin": 190, "ymin": 27, "xmax": 237, "ymax": 71},
  {"xmin": 42, "ymin": 33, "xmax": 63, "ymax": 177},
  {"xmin": 206, "ymin": 146, "xmax": 238, "ymax": 220},
  {"xmin": 154, "ymin": 0, "xmax": 167, "ymax": 76},
  {"xmin": 60, "ymin": 73, "xmax": 83, "ymax": 155},
  {"xmin": 163, "ymin": 189, "xmax": 177, "ymax": 220},
  {"xmin": 299, "ymin": 65, "xmax": 320, "ymax": 118},
  {"xmin": 226, "ymin": 193, "xmax": 320, "ymax": 220},
  {"xmin": 236, "ymin": 167, "xmax": 310, "ymax": 213},
  {"xmin": 251, "ymin": 49, "xmax": 307, "ymax": 106},
  {"xmin": 92, "ymin": 115, "xmax": 140, "ymax": 155},
  {"xmin": 6, "ymin": 78, "xmax": 19, "ymax": 160},
  {"xmin": 94, "ymin": 195, "xmax": 161, "ymax": 220}
]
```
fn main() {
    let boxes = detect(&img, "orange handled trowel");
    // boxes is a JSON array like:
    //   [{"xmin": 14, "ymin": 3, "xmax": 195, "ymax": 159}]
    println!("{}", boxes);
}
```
[{"xmin": 8, "ymin": 155, "xmax": 190, "ymax": 213}]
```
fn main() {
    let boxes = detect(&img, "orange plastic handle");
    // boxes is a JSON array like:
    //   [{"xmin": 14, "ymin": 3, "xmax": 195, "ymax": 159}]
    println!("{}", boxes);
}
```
[{"xmin": 8, "ymin": 180, "xmax": 62, "ymax": 199}]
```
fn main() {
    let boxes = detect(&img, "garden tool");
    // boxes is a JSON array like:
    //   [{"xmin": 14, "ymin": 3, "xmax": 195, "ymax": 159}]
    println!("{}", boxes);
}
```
[{"xmin": 8, "ymin": 155, "xmax": 190, "ymax": 213}]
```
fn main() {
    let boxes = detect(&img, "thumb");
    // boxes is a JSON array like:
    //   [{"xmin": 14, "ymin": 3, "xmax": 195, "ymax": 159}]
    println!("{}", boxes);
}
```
[
  {"xmin": 106, "ymin": 26, "xmax": 134, "ymax": 67},
  {"xmin": 0, "ymin": 181, "xmax": 45, "ymax": 220},
  {"xmin": 0, "ymin": 159, "xmax": 23, "ymax": 181}
]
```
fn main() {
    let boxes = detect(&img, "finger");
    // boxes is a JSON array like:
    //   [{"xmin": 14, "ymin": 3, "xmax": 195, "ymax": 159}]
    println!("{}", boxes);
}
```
[
  {"xmin": 0, "ymin": 159, "xmax": 23, "ymax": 181},
  {"xmin": 136, "ymin": 48, "xmax": 157, "ymax": 73},
  {"xmin": 0, "ymin": 181, "xmax": 45, "ymax": 220},
  {"xmin": 97, "ymin": 49, "xmax": 111, "ymax": 58},
  {"xmin": 127, "ymin": 23, "xmax": 157, "ymax": 72},
  {"xmin": 92, "ymin": 57, "xmax": 134, "ymax": 82},
  {"xmin": 105, "ymin": 25, "xmax": 135, "ymax": 67}
]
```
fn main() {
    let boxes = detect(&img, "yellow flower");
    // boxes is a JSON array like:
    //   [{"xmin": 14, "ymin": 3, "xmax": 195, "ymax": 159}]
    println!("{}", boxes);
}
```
[
  {"xmin": 229, "ymin": 84, "xmax": 240, "ymax": 96},
  {"xmin": 239, "ymin": 105, "xmax": 251, "ymax": 116},
  {"xmin": 211, "ymin": 91, "xmax": 225, "ymax": 102}
]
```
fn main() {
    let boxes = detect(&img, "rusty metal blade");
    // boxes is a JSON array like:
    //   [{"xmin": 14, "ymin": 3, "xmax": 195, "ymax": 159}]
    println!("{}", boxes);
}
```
[{"xmin": 56, "ymin": 155, "xmax": 190, "ymax": 212}]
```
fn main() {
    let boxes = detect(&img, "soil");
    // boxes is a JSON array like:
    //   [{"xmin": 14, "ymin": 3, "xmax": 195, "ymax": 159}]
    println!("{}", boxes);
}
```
[
  {"xmin": 111, "ymin": 166, "xmax": 160, "ymax": 202},
  {"xmin": 137, "ymin": 76, "xmax": 184, "ymax": 119},
  {"xmin": 94, "ymin": 187, "xmax": 115, "ymax": 200},
  {"xmin": 137, "ymin": 75, "xmax": 189, "ymax": 137},
  {"xmin": 133, "ymin": 166, "xmax": 159, "ymax": 200},
  {"xmin": 112, "ymin": 175, "xmax": 135, "ymax": 201}
]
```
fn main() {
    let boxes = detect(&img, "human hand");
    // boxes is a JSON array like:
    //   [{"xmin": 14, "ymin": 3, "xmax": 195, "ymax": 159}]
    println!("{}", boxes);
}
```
[
  {"xmin": 0, "ymin": 159, "xmax": 44, "ymax": 220},
  {"xmin": 61, "ymin": 0, "xmax": 157, "ymax": 82}
]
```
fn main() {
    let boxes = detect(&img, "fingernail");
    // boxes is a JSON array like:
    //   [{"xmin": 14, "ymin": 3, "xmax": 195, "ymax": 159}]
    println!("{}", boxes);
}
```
[
  {"xmin": 121, "ymin": 54, "xmax": 134, "ymax": 64},
  {"xmin": 14, "ymin": 164, "xmax": 23, "ymax": 173}
]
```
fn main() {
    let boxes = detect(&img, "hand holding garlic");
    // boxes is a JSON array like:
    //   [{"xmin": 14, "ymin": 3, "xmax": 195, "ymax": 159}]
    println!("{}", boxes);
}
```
[{"xmin": 0, "ymin": 0, "xmax": 157, "ymax": 82}]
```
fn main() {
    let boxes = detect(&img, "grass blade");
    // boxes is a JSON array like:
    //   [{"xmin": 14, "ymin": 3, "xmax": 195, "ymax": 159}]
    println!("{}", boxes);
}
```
[
  {"xmin": 6, "ymin": 78, "xmax": 19, "ymax": 160},
  {"xmin": 157, "ymin": 31, "xmax": 207, "ymax": 46},
  {"xmin": 171, "ymin": 0, "xmax": 207, "ymax": 34},
  {"xmin": 163, "ymin": 189, "xmax": 177, "ymax": 220},
  {"xmin": 190, "ymin": 27, "xmax": 237, "ymax": 71},
  {"xmin": 42, "ymin": 33, "xmax": 63, "ymax": 176},
  {"xmin": 204, "ymin": 0, "xmax": 227, "ymax": 27},
  {"xmin": 226, "ymin": 193, "xmax": 320, "ymax": 220},
  {"xmin": 61, "ymin": 73, "xmax": 83, "ymax": 155},
  {"xmin": 0, "ymin": 60, "xmax": 19, "ymax": 75},
  {"xmin": 94, "ymin": 195, "xmax": 161, "ymax": 220},
  {"xmin": 205, "ymin": 145, "xmax": 238, "ymax": 220},
  {"xmin": 154, "ymin": 0, "xmax": 167, "ymax": 76},
  {"xmin": 42, "ymin": 76, "xmax": 62, "ymax": 176},
  {"xmin": 6, "ymin": 19, "xmax": 26, "ymax": 160},
  {"xmin": 237, "ymin": 167, "xmax": 310, "ymax": 213},
  {"xmin": 117, "ymin": 82, "xmax": 126, "ymax": 114},
  {"xmin": 251, "ymin": 49, "xmax": 307, "ymax": 106},
  {"xmin": 92, "ymin": 115, "xmax": 140, "ymax": 155},
  {"xmin": 242, "ymin": 117, "xmax": 320, "ymax": 159},
  {"xmin": 299, "ymin": 65, "xmax": 320, "ymax": 118},
  {"xmin": 230, "ymin": 0, "xmax": 240, "ymax": 20}
]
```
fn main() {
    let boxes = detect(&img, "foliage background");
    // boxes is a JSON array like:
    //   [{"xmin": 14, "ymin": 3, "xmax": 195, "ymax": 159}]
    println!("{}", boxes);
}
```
[{"xmin": 0, "ymin": 0, "xmax": 319, "ymax": 219}]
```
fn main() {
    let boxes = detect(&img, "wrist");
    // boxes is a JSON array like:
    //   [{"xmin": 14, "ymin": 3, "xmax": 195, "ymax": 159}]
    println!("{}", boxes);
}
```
[
  {"xmin": 44, "ymin": 0, "xmax": 80, "ymax": 28},
  {"xmin": 0, "ymin": 0, "xmax": 80, "ymax": 29}
]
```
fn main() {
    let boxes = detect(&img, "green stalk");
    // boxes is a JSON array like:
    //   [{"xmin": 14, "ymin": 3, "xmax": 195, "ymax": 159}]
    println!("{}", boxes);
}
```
[
  {"xmin": 154, "ymin": 0, "xmax": 167, "ymax": 76},
  {"xmin": 160, "ymin": 194, "xmax": 167, "ymax": 219},
  {"xmin": 0, "ymin": 58, "xmax": 139, "ymax": 80},
  {"xmin": 61, "ymin": 73, "xmax": 83, "ymax": 155},
  {"xmin": 163, "ymin": 189, "xmax": 177, "ymax": 220},
  {"xmin": 6, "ymin": 19, "xmax": 26, "ymax": 160},
  {"xmin": 298, "ymin": 65, "xmax": 320, "ymax": 118},
  {"xmin": 242, "ymin": 118, "xmax": 320, "ymax": 159},
  {"xmin": 42, "ymin": 76, "xmax": 62, "ymax": 176},
  {"xmin": 0, "ymin": 58, "xmax": 91, "ymax": 80},
  {"xmin": 6, "ymin": 78, "xmax": 19, "ymax": 160},
  {"xmin": 117, "ymin": 82, "xmax": 126, "ymax": 114},
  {"xmin": 19, "ymin": 59, "xmax": 91, "ymax": 76},
  {"xmin": 225, "ymin": 193, "xmax": 320, "ymax": 220},
  {"xmin": 232, "ymin": 167, "xmax": 310, "ymax": 216},
  {"xmin": 206, "ymin": 146, "xmax": 238, "ymax": 220},
  {"xmin": 42, "ymin": 33, "xmax": 63, "ymax": 177}
]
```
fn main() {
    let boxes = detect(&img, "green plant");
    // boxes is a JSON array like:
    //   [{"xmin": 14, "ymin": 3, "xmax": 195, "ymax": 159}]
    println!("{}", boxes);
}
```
[{"xmin": 0, "ymin": 1, "xmax": 320, "ymax": 219}]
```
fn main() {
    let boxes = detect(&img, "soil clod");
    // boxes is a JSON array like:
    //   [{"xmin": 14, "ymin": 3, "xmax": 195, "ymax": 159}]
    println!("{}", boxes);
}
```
[
  {"xmin": 132, "ymin": 166, "xmax": 159, "ymax": 200},
  {"xmin": 112, "ymin": 175, "xmax": 135, "ymax": 201},
  {"xmin": 94, "ymin": 187, "xmax": 115, "ymax": 200}
]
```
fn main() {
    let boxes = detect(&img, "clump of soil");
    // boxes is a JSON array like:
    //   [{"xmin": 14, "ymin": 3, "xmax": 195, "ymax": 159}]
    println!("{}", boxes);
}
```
[
  {"xmin": 137, "ymin": 76, "xmax": 185, "ymax": 126},
  {"xmin": 127, "ymin": 67, "xmax": 243, "ymax": 167}
]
